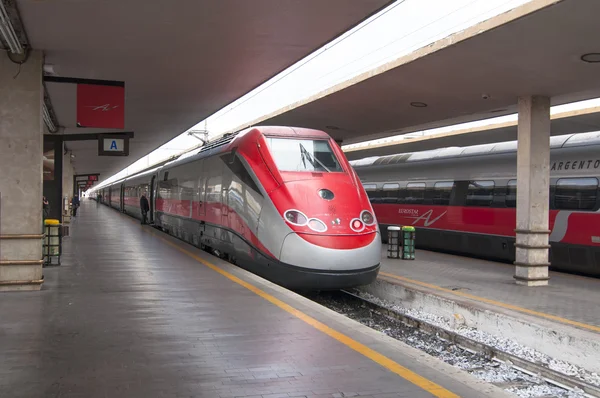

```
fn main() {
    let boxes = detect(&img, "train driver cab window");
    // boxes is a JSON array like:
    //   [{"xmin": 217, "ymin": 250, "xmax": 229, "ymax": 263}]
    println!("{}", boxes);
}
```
[
  {"xmin": 265, "ymin": 137, "xmax": 343, "ymax": 173},
  {"xmin": 404, "ymin": 182, "xmax": 425, "ymax": 204},
  {"xmin": 433, "ymin": 181, "xmax": 454, "ymax": 205},
  {"xmin": 466, "ymin": 180, "xmax": 495, "ymax": 207},
  {"xmin": 555, "ymin": 177, "xmax": 598, "ymax": 210},
  {"xmin": 382, "ymin": 183, "xmax": 400, "ymax": 203}
]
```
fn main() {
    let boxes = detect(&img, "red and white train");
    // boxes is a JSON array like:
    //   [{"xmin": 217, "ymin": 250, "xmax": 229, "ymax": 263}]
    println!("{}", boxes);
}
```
[
  {"xmin": 98, "ymin": 126, "xmax": 382, "ymax": 290},
  {"xmin": 351, "ymin": 131, "xmax": 600, "ymax": 277}
]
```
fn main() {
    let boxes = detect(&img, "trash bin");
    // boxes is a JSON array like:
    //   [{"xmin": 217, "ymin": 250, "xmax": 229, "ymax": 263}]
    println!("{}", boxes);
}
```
[
  {"xmin": 401, "ymin": 226, "xmax": 416, "ymax": 260},
  {"xmin": 43, "ymin": 219, "xmax": 62, "ymax": 266},
  {"xmin": 387, "ymin": 226, "xmax": 401, "ymax": 259}
]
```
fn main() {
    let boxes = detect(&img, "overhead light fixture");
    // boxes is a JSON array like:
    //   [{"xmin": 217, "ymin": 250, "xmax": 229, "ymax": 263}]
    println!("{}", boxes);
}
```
[
  {"xmin": 0, "ymin": 0, "xmax": 23, "ymax": 54},
  {"xmin": 42, "ymin": 102, "xmax": 56, "ymax": 132},
  {"xmin": 410, "ymin": 102, "xmax": 427, "ymax": 108},
  {"xmin": 581, "ymin": 53, "xmax": 600, "ymax": 63},
  {"xmin": 43, "ymin": 64, "xmax": 58, "ymax": 76}
]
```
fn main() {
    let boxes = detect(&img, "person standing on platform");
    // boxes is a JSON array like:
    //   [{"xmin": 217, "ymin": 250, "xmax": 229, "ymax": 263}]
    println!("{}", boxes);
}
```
[
  {"xmin": 71, "ymin": 195, "xmax": 80, "ymax": 217},
  {"xmin": 140, "ymin": 192, "xmax": 150, "ymax": 224},
  {"xmin": 42, "ymin": 196, "xmax": 49, "ymax": 221}
]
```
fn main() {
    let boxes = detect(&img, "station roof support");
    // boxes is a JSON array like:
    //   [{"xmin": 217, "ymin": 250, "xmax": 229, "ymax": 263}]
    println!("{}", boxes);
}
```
[{"xmin": 514, "ymin": 96, "xmax": 552, "ymax": 286}]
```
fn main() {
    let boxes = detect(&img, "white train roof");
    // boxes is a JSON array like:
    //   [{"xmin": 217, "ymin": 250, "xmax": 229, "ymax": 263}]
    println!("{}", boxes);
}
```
[{"xmin": 350, "ymin": 131, "xmax": 600, "ymax": 168}]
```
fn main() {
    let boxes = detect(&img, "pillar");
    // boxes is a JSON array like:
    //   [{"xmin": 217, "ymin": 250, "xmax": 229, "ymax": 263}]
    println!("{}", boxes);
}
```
[
  {"xmin": 514, "ymin": 95, "xmax": 551, "ymax": 286},
  {"xmin": 0, "ymin": 50, "xmax": 44, "ymax": 291}
]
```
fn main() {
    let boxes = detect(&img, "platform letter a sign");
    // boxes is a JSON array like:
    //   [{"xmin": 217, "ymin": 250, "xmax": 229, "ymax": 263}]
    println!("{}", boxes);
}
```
[
  {"xmin": 77, "ymin": 83, "xmax": 125, "ymax": 129},
  {"xmin": 110, "ymin": 140, "xmax": 117, "ymax": 150}
]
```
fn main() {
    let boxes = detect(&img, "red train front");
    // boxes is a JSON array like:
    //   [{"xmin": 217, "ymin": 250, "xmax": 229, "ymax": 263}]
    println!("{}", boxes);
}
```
[{"xmin": 232, "ymin": 126, "xmax": 382, "ymax": 289}]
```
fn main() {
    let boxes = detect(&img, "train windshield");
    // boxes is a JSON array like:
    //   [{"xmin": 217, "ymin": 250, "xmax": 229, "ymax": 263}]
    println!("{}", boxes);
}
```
[{"xmin": 265, "ymin": 137, "xmax": 344, "ymax": 173}]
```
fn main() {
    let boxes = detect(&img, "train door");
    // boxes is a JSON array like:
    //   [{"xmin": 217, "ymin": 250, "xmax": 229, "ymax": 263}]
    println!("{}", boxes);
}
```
[
  {"xmin": 149, "ymin": 175, "xmax": 156, "ymax": 223},
  {"xmin": 120, "ymin": 184, "xmax": 125, "ymax": 212}
]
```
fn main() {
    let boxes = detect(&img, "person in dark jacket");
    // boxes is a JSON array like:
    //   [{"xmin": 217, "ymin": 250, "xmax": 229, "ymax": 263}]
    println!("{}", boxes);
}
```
[
  {"xmin": 42, "ymin": 196, "xmax": 49, "ymax": 220},
  {"xmin": 71, "ymin": 195, "xmax": 80, "ymax": 217},
  {"xmin": 140, "ymin": 192, "xmax": 150, "ymax": 224}
]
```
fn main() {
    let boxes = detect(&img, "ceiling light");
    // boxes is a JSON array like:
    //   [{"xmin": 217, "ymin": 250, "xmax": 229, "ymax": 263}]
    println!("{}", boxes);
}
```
[
  {"xmin": 410, "ymin": 102, "xmax": 427, "ymax": 108},
  {"xmin": 43, "ymin": 64, "xmax": 58, "ymax": 76},
  {"xmin": 42, "ymin": 103, "xmax": 56, "ymax": 132},
  {"xmin": 581, "ymin": 53, "xmax": 600, "ymax": 63},
  {"xmin": 0, "ymin": 1, "xmax": 23, "ymax": 54}
]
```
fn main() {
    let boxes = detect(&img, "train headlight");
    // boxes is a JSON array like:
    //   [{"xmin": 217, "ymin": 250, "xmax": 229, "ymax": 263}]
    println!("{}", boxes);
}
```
[
  {"xmin": 350, "ymin": 218, "xmax": 365, "ymax": 232},
  {"xmin": 308, "ymin": 218, "xmax": 327, "ymax": 232},
  {"xmin": 284, "ymin": 209, "xmax": 308, "ymax": 226},
  {"xmin": 361, "ymin": 210, "xmax": 375, "ymax": 225}
]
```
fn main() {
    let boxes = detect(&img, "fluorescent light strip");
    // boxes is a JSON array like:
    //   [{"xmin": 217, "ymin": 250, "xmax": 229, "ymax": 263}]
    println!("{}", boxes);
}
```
[
  {"xmin": 42, "ymin": 103, "xmax": 56, "ymax": 132},
  {"xmin": 0, "ymin": 0, "xmax": 22, "ymax": 54}
]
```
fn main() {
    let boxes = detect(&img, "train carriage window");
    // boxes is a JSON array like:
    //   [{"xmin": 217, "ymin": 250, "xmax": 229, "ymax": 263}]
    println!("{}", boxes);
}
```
[
  {"xmin": 404, "ymin": 182, "xmax": 425, "ymax": 205},
  {"xmin": 433, "ymin": 181, "xmax": 454, "ymax": 205},
  {"xmin": 363, "ymin": 184, "xmax": 378, "ymax": 201},
  {"xmin": 555, "ymin": 178, "xmax": 598, "ymax": 210},
  {"xmin": 466, "ymin": 180, "xmax": 495, "ymax": 207},
  {"xmin": 382, "ymin": 183, "xmax": 400, "ymax": 203},
  {"xmin": 363, "ymin": 183, "xmax": 376, "ymax": 191},
  {"xmin": 506, "ymin": 180, "xmax": 517, "ymax": 207}
]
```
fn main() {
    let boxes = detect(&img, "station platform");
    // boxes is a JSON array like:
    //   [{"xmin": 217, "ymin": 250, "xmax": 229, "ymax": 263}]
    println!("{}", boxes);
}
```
[
  {"xmin": 377, "ymin": 249, "xmax": 600, "ymax": 331},
  {"xmin": 0, "ymin": 201, "xmax": 510, "ymax": 398},
  {"xmin": 374, "ymin": 246, "xmax": 600, "ymax": 374}
]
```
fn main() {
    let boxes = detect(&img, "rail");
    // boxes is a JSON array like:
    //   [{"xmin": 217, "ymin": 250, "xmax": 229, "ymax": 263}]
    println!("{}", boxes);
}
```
[{"xmin": 340, "ymin": 289, "xmax": 600, "ymax": 397}]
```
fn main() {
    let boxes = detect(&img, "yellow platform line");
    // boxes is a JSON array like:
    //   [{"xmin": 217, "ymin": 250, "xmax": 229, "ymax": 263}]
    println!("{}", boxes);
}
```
[
  {"xmin": 132, "ymin": 220, "xmax": 459, "ymax": 398},
  {"xmin": 379, "ymin": 271, "xmax": 600, "ymax": 334}
]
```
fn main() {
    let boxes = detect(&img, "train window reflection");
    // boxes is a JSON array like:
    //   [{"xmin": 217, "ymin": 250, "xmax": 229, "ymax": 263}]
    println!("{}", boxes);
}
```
[
  {"xmin": 506, "ymin": 180, "xmax": 517, "ymax": 207},
  {"xmin": 555, "ymin": 178, "xmax": 598, "ymax": 210},
  {"xmin": 403, "ymin": 182, "xmax": 425, "ymax": 204},
  {"xmin": 265, "ymin": 138, "xmax": 343, "ymax": 173},
  {"xmin": 382, "ymin": 183, "xmax": 400, "ymax": 203},
  {"xmin": 466, "ymin": 180, "xmax": 495, "ymax": 207},
  {"xmin": 362, "ymin": 184, "xmax": 378, "ymax": 201},
  {"xmin": 433, "ymin": 181, "xmax": 454, "ymax": 205}
]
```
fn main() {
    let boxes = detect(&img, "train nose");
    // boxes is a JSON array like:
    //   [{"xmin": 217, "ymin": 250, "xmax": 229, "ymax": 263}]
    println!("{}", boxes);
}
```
[{"xmin": 279, "ymin": 231, "xmax": 381, "ymax": 271}]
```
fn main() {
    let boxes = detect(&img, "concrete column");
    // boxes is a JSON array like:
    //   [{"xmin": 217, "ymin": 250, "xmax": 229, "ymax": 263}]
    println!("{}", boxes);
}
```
[
  {"xmin": 514, "ymin": 95, "xmax": 551, "ymax": 286},
  {"xmin": 0, "ymin": 50, "xmax": 44, "ymax": 291}
]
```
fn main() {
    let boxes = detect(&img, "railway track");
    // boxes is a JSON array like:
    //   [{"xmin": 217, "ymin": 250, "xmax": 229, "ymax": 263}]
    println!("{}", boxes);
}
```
[{"xmin": 302, "ymin": 289, "xmax": 599, "ymax": 398}]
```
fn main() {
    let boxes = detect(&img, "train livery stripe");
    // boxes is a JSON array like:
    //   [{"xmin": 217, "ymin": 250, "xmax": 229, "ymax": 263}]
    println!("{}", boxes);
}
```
[
  {"xmin": 372, "ymin": 204, "xmax": 600, "ymax": 247},
  {"xmin": 380, "ymin": 272, "xmax": 600, "ymax": 333},
  {"xmin": 131, "ymin": 217, "xmax": 460, "ymax": 398}
]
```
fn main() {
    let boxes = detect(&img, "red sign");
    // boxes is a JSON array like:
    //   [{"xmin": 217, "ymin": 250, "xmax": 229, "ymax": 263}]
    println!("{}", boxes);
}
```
[
  {"xmin": 77, "ymin": 84, "xmax": 125, "ymax": 129},
  {"xmin": 88, "ymin": 175, "xmax": 98, "ymax": 181}
]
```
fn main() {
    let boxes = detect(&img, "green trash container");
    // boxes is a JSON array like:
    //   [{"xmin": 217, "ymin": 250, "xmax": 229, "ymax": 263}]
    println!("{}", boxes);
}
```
[
  {"xmin": 43, "ymin": 219, "xmax": 62, "ymax": 267},
  {"xmin": 401, "ymin": 226, "xmax": 415, "ymax": 260}
]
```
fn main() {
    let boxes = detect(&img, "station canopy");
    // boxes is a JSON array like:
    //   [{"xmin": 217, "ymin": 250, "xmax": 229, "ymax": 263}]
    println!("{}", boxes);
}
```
[{"xmin": 15, "ymin": 0, "xmax": 390, "ymax": 179}]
